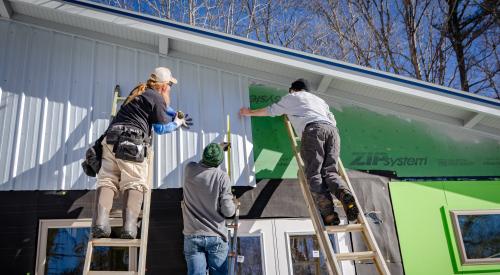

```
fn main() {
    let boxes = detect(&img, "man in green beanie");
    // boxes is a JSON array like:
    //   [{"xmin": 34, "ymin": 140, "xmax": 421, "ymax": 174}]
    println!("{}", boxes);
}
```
[{"xmin": 182, "ymin": 142, "xmax": 235, "ymax": 275}]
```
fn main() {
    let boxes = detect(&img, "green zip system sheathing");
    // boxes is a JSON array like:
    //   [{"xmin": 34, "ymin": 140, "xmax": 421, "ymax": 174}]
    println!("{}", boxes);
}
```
[{"xmin": 249, "ymin": 85, "xmax": 500, "ymax": 179}]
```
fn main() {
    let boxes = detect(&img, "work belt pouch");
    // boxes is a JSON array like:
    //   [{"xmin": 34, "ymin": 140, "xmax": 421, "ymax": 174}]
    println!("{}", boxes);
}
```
[
  {"xmin": 114, "ymin": 135, "xmax": 146, "ymax": 162},
  {"xmin": 105, "ymin": 127, "xmax": 122, "ymax": 146}
]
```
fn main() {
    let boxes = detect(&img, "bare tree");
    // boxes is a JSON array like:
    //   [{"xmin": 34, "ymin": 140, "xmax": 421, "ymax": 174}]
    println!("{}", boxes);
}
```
[
  {"xmin": 90, "ymin": 0, "xmax": 500, "ymax": 98},
  {"xmin": 440, "ymin": 0, "xmax": 498, "ymax": 92}
]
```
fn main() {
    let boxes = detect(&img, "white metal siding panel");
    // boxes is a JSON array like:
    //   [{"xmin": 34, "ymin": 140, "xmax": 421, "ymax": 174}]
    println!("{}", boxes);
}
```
[
  {"xmin": 156, "ymin": 56, "xmax": 179, "ymax": 188},
  {"xmin": 221, "ymin": 72, "xmax": 248, "ymax": 186},
  {"xmin": 12, "ymin": 27, "xmax": 52, "ymax": 190},
  {"xmin": 63, "ymin": 37, "xmax": 94, "ymax": 190},
  {"xmin": 0, "ymin": 21, "xmax": 255, "ymax": 190},
  {"xmin": 115, "ymin": 47, "xmax": 138, "ymax": 98},
  {"xmin": 0, "ymin": 22, "xmax": 30, "ymax": 190},
  {"xmin": 176, "ymin": 61, "xmax": 201, "ymax": 187},
  {"xmin": 39, "ymin": 32, "xmax": 73, "ymax": 190}
]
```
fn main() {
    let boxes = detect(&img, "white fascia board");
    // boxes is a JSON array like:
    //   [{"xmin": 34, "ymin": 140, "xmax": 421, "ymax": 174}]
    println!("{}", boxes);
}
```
[
  {"xmin": 0, "ymin": 0, "xmax": 13, "ymax": 18},
  {"xmin": 14, "ymin": 0, "xmax": 500, "ymax": 117}
]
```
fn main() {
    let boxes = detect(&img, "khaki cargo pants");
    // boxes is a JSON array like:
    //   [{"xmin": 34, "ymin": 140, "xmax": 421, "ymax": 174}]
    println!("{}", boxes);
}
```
[{"xmin": 97, "ymin": 138, "xmax": 150, "ymax": 194}]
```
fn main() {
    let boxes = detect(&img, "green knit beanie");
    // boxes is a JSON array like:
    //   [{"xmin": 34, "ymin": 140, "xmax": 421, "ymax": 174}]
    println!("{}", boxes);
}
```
[{"xmin": 202, "ymin": 143, "xmax": 224, "ymax": 167}]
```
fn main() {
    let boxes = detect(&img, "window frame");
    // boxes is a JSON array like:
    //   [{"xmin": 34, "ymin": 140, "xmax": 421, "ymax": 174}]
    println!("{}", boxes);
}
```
[
  {"xmin": 35, "ymin": 218, "xmax": 136, "ymax": 275},
  {"xmin": 228, "ymin": 227, "xmax": 267, "ymax": 274},
  {"xmin": 285, "ymin": 231, "xmax": 341, "ymax": 275},
  {"xmin": 450, "ymin": 209, "xmax": 500, "ymax": 265}
]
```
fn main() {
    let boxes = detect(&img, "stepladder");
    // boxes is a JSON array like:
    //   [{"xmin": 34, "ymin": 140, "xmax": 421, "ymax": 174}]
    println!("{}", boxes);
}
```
[
  {"xmin": 83, "ymin": 85, "xmax": 153, "ymax": 275},
  {"xmin": 284, "ymin": 116, "xmax": 391, "ymax": 275}
]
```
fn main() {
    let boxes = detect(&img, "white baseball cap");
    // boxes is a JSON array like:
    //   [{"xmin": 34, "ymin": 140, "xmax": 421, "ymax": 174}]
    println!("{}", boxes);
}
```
[{"xmin": 151, "ymin": 67, "xmax": 177, "ymax": 84}]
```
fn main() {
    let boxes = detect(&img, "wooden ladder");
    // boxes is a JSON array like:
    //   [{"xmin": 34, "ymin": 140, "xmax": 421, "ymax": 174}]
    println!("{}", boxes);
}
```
[
  {"xmin": 284, "ymin": 117, "xmax": 391, "ymax": 275},
  {"xmin": 83, "ymin": 85, "xmax": 153, "ymax": 275}
]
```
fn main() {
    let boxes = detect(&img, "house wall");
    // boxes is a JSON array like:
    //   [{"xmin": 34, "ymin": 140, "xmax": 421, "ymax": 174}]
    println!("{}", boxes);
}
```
[
  {"xmin": 389, "ymin": 180, "xmax": 500, "ymax": 275},
  {"xmin": 0, "ymin": 180, "xmax": 308, "ymax": 274},
  {"xmin": 0, "ymin": 19, "xmax": 255, "ymax": 190}
]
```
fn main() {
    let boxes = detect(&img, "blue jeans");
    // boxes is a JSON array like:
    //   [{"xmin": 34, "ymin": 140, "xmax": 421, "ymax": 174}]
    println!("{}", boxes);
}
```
[{"xmin": 184, "ymin": 235, "xmax": 229, "ymax": 275}]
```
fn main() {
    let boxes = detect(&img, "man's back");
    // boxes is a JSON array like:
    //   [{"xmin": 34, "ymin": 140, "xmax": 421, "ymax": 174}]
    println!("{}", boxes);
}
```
[
  {"xmin": 182, "ymin": 162, "xmax": 235, "ymax": 238},
  {"xmin": 267, "ymin": 91, "xmax": 336, "ymax": 135}
]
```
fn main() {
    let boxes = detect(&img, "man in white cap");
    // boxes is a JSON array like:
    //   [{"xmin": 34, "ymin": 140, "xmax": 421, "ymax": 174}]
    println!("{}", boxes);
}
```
[{"xmin": 91, "ymin": 67, "xmax": 193, "ymax": 239}]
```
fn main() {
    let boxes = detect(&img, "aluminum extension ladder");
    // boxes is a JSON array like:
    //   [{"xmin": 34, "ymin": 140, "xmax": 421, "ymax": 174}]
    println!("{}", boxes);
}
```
[
  {"xmin": 284, "ymin": 116, "xmax": 391, "ymax": 275},
  {"xmin": 225, "ymin": 115, "xmax": 241, "ymax": 275},
  {"xmin": 83, "ymin": 85, "xmax": 153, "ymax": 275}
]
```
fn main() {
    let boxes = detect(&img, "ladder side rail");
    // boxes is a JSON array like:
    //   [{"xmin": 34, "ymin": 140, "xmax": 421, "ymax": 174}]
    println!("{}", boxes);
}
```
[
  {"xmin": 226, "ymin": 114, "xmax": 239, "ymax": 275},
  {"xmin": 137, "ymin": 151, "xmax": 154, "ymax": 275},
  {"xmin": 284, "ymin": 117, "xmax": 341, "ymax": 275},
  {"xmin": 129, "ymin": 247, "xmax": 138, "ymax": 272},
  {"xmin": 227, "ymin": 203, "xmax": 240, "ymax": 275},
  {"xmin": 83, "ymin": 240, "xmax": 93, "ymax": 273},
  {"xmin": 337, "ymin": 160, "xmax": 391, "ymax": 274}
]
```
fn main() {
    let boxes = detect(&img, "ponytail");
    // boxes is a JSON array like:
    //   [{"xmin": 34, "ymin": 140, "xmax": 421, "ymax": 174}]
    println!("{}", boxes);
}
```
[{"xmin": 124, "ymin": 76, "xmax": 166, "ymax": 105}]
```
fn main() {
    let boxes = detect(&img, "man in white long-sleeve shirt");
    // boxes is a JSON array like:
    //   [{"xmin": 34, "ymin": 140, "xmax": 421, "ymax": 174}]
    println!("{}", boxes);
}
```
[
  {"xmin": 240, "ymin": 79, "xmax": 359, "ymax": 225},
  {"xmin": 182, "ymin": 142, "xmax": 235, "ymax": 275}
]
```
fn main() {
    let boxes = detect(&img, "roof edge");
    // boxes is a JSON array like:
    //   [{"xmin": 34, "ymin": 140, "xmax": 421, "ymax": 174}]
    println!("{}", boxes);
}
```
[{"xmin": 55, "ymin": 0, "xmax": 500, "ymax": 109}]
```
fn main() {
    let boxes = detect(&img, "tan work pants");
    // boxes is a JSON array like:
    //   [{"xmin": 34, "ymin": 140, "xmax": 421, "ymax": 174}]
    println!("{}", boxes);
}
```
[{"xmin": 96, "ymin": 138, "xmax": 150, "ymax": 194}]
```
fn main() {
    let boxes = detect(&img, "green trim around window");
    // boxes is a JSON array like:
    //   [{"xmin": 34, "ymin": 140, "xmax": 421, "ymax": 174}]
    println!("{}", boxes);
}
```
[{"xmin": 441, "ymin": 207, "xmax": 500, "ymax": 273}]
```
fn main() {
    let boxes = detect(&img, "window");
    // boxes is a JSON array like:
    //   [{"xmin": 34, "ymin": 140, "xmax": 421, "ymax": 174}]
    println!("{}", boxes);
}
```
[
  {"xmin": 36, "ymin": 219, "xmax": 137, "ymax": 275},
  {"xmin": 228, "ymin": 232, "xmax": 265, "ymax": 275},
  {"xmin": 287, "ymin": 234, "xmax": 339, "ymax": 275},
  {"xmin": 451, "ymin": 210, "xmax": 500, "ymax": 265}
]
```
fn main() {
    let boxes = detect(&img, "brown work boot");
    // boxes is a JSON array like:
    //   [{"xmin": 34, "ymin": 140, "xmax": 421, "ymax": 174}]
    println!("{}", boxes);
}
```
[
  {"xmin": 121, "ymin": 189, "xmax": 144, "ymax": 239},
  {"xmin": 338, "ymin": 190, "xmax": 359, "ymax": 222},
  {"xmin": 310, "ymin": 191, "xmax": 340, "ymax": 226},
  {"xmin": 323, "ymin": 211, "xmax": 340, "ymax": 226}
]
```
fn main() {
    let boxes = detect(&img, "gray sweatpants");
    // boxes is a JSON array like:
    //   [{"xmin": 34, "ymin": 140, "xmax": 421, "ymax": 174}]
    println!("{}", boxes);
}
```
[{"xmin": 300, "ymin": 122, "xmax": 350, "ymax": 215}]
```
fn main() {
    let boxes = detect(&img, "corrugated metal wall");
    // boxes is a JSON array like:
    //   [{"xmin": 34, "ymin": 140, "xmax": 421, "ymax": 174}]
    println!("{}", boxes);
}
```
[{"xmin": 0, "ymin": 20, "xmax": 255, "ymax": 190}]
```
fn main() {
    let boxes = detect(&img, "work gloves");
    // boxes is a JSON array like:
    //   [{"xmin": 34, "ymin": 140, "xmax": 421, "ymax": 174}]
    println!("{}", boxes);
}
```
[
  {"xmin": 174, "ymin": 111, "xmax": 194, "ymax": 129},
  {"xmin": 220, "ymin": 142, "xmax": 231, "ymax": 151}
]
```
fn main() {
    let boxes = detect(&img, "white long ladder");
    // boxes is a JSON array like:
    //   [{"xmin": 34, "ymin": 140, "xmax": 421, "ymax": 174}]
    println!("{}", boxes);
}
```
[
  {"xmin": 284, "ymin": 117, "xmax": 391, "ymax": 275},
  {"xmin": 83, "ymin": 85, "xmax": 153, "ymax": 275}
]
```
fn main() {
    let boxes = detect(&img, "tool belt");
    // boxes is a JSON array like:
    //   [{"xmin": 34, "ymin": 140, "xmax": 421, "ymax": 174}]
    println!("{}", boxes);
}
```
[{"xmin": 106, "ymin": 125, "xmax": 150, "ymax": 163}]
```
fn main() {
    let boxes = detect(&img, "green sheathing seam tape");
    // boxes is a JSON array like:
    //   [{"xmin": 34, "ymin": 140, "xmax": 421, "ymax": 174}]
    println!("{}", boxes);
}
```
[
  {"xmin": 390, "ymin": 181, "xmax": 500, "ymax": 275},
  {"xmin": 249, "ymin": 84, "xmax": 500, "ymax": 179}
]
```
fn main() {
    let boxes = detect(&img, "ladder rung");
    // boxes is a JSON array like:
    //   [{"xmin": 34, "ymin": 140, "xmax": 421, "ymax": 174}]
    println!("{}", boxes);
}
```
[
  {"xmin": 88, "ymin": 271, "xmax": 137, "ymax": 275},
  {"xmin": 91, "ymin": 238, "xmax": 141, "ymax": 247},
  {"xmin": 325, "ymin": 224, "xmax": 364, "ymax": 233},
  {"xmin": 109, "ymin": 209, "xmax": 143, "ymax": 218},
  {"xmin": 336, "ymin": 251, "xmax": 375, "ymax": 261}
]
